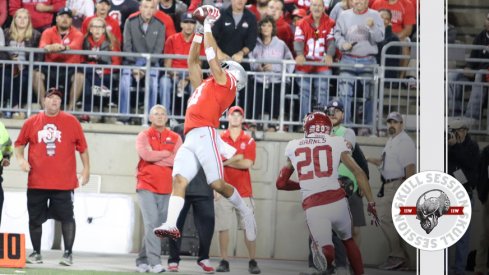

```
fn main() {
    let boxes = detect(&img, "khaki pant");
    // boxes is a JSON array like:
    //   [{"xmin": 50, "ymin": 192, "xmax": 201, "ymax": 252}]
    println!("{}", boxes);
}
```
[{"xmin": 377, "ymin": 179, "xmax": 410, "ymax": 260}]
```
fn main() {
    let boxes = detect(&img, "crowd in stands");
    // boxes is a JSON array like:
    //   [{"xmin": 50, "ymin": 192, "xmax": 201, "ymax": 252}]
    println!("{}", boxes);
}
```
[{"xmin": 0, "ymin": 0, "xmax": 418, "ymax": 130}]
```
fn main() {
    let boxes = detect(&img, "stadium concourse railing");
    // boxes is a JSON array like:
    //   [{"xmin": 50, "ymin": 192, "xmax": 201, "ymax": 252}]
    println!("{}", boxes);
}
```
[
  {"xmin": 446, "ymin": 43, "xmax": 489, "ymax": 134},
  {"xmin": 0, "ymin": 42, "xmax": 417, "ymax": 133}
]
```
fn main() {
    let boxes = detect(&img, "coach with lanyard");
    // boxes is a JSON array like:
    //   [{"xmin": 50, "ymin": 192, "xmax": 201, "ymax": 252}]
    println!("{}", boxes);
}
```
[{"xmin": 367, "ymin": 111, "xmax": 416, "ymax": 271}]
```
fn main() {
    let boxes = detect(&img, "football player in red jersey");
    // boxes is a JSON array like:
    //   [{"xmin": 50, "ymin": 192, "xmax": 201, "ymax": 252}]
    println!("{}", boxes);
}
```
[
  {"xmin": 154, "ymin": 5, "xmax": 257, "ymax": 247},
  {"xmin": 276, "ymin": 112, "xmax": 379, "ymax": 275}
]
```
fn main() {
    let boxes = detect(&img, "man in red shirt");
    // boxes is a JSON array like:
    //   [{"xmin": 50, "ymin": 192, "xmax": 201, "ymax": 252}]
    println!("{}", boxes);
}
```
[
  {"xmin": 370, "ymin": 0, "xmax": 415, "ymax": 78},
  {"xmin": 33, "ymin": 8, "xmax": 85, "ymax": 111},
  {"xmin": 81, "ymin": 0, "xmax": 123, "ymax": 45},
  {"xmin": 135, "ymin": 104, "xmax": 182, "ymax": 273},
  {"xmin": 159, "ymin": 13, "xmax": 204, "ymax": 117},
  {"xmin": 215, "ymin": 105, "xmax": 260, "ymax": 274},
  {"xmin": 153, "ymin": 5, "xmax": 256, "ymax": 254},
  {"xmin": 14, "ymin": 88, "xmax": 90, "ymax": 266},
  {"xmin": 294, "ymin": 0, "xmax": 336, "ymax": 120},
  {"xmin": 9, "ymin": 0, "xmax": 65, "ymax": 32},
  {"xmin": 267, "ymin": 0, "xmax": 294, "ymax": 52}
]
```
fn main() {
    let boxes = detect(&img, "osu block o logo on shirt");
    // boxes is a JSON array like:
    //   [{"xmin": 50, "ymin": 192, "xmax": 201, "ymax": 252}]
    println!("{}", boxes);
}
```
[
  {"xmin": 392, "ymin": 171, "xmax": 471, "ymax": 251},
  {"xmin": 38, "ymin": 124, "xmax": 62, "ymax": 156}
]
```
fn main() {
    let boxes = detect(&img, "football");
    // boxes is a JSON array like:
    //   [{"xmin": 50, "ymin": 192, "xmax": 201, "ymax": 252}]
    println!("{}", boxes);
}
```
[
  {"xmin": 192, "ymin": 5, "xmax": 220, "ymax": 24},
  {"xmin": 192, "ymin": 6, "xmax": 208, "ymax": 24}
]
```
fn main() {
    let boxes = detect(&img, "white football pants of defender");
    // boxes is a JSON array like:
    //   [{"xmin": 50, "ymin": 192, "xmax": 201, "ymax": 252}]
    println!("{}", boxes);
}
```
[{"xmin": 306, "ymin": 198, "xmax": 353, "ymax": 247}]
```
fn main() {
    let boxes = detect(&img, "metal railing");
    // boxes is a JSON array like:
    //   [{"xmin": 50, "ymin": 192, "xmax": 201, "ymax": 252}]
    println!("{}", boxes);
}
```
[
  {"xmin": 0, "ymin": 43, "xmax": 418, "ymax": 132},
  {"xmin": 446, "ymin": 43, "xmax": 489, "ymax": 134}
]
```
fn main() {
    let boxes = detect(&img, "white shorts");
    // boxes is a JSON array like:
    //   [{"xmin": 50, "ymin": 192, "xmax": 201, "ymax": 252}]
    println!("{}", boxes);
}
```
[
  {"xmin": 214, "ymin": 197, "xmax": 255, "ymax": 231},
  {"xmin": 172, "ymin": 127, "xmax": 235, "ymax": 184},
  {"xmin": 306, "ymin": 198, "xmax": 352, "ymax": 247}
]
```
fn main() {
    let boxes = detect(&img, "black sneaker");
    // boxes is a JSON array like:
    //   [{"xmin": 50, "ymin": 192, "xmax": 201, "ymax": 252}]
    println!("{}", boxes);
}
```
[
  {"xmin": 216, "ymin": 259, "xmax": 230, "ymax": 272},
  {"xmin": 59, "ymin": 250, "xmax": 73, "ymax": 266},
  {"xmin": 26, "ymin": 251, "xmax": 43, "ymax": 264},
  {"xmin": 248, "ymin": 259, "xmax": 261, "ymax": 274}
]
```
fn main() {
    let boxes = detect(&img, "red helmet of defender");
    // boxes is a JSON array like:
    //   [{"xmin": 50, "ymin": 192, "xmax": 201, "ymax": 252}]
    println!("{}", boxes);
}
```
[{"xmin": 303, "ymin": 111, "xmax": 332, "ymax": 137}]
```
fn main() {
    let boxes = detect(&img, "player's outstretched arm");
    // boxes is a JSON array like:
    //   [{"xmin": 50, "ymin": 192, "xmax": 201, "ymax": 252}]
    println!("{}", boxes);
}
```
[
  {"xmin": 201, "ymin": 8, "xmax": 227, "ymax": 86},
  {"xmin": 188, "ymin": 29, "xmax": 203, "ymax": 89}
]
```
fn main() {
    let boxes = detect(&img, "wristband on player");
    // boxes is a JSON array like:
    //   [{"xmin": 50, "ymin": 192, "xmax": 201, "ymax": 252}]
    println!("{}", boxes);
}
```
[
  {"xmin": 204, "ymin": 23, "xmax": 212, "ymax": 33},
  {"xmin": 193, "ymin": 34, "xmax": 203, "ymax": 44},
  {"xmin": 205, "ymin": 47, "xmax": 216, "ymax": 61}
]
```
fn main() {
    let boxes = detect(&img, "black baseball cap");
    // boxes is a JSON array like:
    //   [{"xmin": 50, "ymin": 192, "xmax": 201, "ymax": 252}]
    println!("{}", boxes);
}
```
[
  {"xmin": 57, "ymin": 7, "xmax": 73, "ymax": 18},
  {"xmin": 326, "ymin": 99, "xmax": 344, "ymax": 112},
  {"xmin": 96, "ymin": 0, "xmax": 111, "ymax": 5},
  {"xmin": 181, "ymin": 13, "xmax": 196, "ymax": 23},
  {"xmin": 45, "ymin": 88, "xmax": 63, "ymax": 99}
]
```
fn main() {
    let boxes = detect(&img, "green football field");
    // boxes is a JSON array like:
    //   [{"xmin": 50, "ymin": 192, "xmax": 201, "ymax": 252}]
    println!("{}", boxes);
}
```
[{"xmin": 0, "ymin": 268, "xmax": 168, "ymax": 275}]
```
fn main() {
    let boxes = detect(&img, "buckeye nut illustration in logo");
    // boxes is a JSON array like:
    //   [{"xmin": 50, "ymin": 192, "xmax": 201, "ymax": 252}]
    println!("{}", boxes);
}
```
[{"xmin": 392, "ymin": 171, "xmax": 471, "ymax": 251}]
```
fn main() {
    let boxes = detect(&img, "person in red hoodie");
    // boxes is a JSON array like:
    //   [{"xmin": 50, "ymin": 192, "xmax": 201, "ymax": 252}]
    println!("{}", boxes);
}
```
[
  {"xmin": 33, "ymin": 7, "xmax": 84, "ymax": 111},
  {"xmin": 81, "ymin": 17, "xmax": 121, "ymax": 119},
  {"xmin": 9, "ymin": 0, "xmax": 65, "ymax": 32},
  {"xmin": 135, "ymin": 104, "xmax": 182, "ymax": 273}
]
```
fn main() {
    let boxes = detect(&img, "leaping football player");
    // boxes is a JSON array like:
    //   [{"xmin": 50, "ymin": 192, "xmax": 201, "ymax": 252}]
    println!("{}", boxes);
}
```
[
  {"xmin": 153, "ymin": 5, "xmax": 257, "ymax": 244},
  {"xmin": 276, "ymin": 112, "xmax": 379, "ymax": 275}
]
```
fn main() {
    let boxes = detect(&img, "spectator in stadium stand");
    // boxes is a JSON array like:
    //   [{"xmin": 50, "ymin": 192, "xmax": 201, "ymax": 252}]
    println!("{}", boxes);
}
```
[
  {"xmin": 290, "ymin": 8, "xmax": 306, "ymax": 34},
  {"xmin": 248, "ymin": 16, "xmax": 294, "ymax": 125},
  {"xmin": 159, "ymin": 13, "xmax": 204, "ymax": 117},
  {"xmin": 461, "ymin": 12, "xmax": 489, "ymax": 125},
  {"xmin": 81, "ymin": 0, "xmax": 123, "ymax": 45},
  {"xmin": 213, "ymin": 0, "xmax": 257, "ymax": 67},
  {"xmin": 266, "ymin": 0, "xmax": 293, "ymax": 52},
  {"xmin": 1, "ymin": 8, "xmax": 42, "ymax": 119},
  {"xmin": 156, "ymin": 0, "xmax": 188, "ymax": 32},
  {"xmin": 329, "ymin": 0, "xmax": 352, "ymax": 21},
  {"xmin": 34, "ymin": 8, "xmax": 85, "ymax": 110},
  {"xmin": 66, "ymin": 0, "xmax": 94, "ymax": 29},
  {"xmin": 370, "ymin": 0, "xmax": 415, "ymax": 79},
  {"xmin": 333, "ymin": 0, "xmax": 384, "ymax": 127},
  {"xmin": 294, "ymin": 0, "xmax": 335, "ymax": 120},
  {"xmin": 81, "ymin": 17, "xmax": 121, "ymax": 121},
  {"xmin": 247, "ymin": 0, "xmax": 269, "ymax": 21},
  {"xmin": 129, "ymin": 0, "xmax": 176, "ymax": 42},
  {"xmin": 0, "ymin": 0, "xmax": 7, "ymax": 27},
  {"xmin": 118, "ymin": 0, "xmax": 166, "ymax": 124},
  {"xmin": 9, "ymin": 0, "xmax": 64, "ymax": 32},
  {"xmin": 109, "ymin": 0, "xmax": 140, "ymax": 32},
  {"xmin": 376, "ymin": 8, "xmax": 401, "ymax": 79}
]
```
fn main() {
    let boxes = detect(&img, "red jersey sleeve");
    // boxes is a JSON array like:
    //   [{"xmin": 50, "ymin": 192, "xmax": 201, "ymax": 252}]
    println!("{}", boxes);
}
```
[
  {"xmin": 163, "ymin": 34, "xmax": 175, "ymax": 55},
  {"xmin": 243, "ymin": 137, "xmax": 256, "ymax": 163},
  {"xmin": 403, "ymin": 0, "xmax": 416, "ymax": 26},
  {"xmin": 73, "ymin": 119, "xmax": 88, "ymax": 153}
]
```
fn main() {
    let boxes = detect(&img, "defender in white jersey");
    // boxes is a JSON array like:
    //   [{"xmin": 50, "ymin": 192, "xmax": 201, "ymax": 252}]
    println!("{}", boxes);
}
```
[{"xmin": 276, "ymin": 112, "xmax": 379, "ymax": 275}]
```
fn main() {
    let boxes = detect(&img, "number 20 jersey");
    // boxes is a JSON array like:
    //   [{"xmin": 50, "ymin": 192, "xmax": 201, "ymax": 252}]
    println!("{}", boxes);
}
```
[{"xmin": 285, "ymin": 135, "xmax": 350, "ymax": 201}]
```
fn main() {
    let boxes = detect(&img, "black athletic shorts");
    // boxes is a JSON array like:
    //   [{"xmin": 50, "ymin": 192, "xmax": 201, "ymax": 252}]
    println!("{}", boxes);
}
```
[{"xmin": 27, "ymin": 189, "xmax": 75, "ymax": 225}]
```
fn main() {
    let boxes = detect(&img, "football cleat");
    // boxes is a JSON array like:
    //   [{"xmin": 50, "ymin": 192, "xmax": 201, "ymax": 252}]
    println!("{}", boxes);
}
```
[{"xmin": 153, "ymin": 224, "xmax": 181, "ymax": 239}]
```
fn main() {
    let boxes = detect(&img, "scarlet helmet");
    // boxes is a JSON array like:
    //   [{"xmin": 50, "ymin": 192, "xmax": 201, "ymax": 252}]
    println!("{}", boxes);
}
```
[{"xmin": 303, "ymin": 112, "xmax": 332, "ymax": 137}]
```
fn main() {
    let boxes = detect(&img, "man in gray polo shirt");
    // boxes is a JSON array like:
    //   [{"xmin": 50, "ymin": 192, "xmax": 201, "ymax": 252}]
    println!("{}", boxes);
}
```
[{"xmin": 367, "ymin": 111, "xmax": 416, "ymax": 270}]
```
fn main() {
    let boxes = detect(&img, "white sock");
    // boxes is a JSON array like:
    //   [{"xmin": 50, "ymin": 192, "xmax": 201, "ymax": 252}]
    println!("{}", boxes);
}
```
[
  {"xmin": 227, "ymin": 188, "xmax": 249, "ymax": 215},
  {"xmin": 165, "ymin": 196, "xmax": 185, "ymax": 227}
]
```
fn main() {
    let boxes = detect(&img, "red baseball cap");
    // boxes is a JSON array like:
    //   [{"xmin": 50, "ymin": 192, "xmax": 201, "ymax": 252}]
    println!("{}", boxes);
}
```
[
  {"xmin": 228, "ymin": 106, "xmax": 244, "ymax": 115},
  {"xmin": 292, "ymin": 9, "xmax": 307, "ymax": 18}
]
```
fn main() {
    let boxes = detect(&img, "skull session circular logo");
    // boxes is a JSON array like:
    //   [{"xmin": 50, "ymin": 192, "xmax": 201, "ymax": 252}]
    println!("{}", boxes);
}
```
[{"xmin": 392, "ymin": 171, "xmax": 471, "ymax": 251}]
